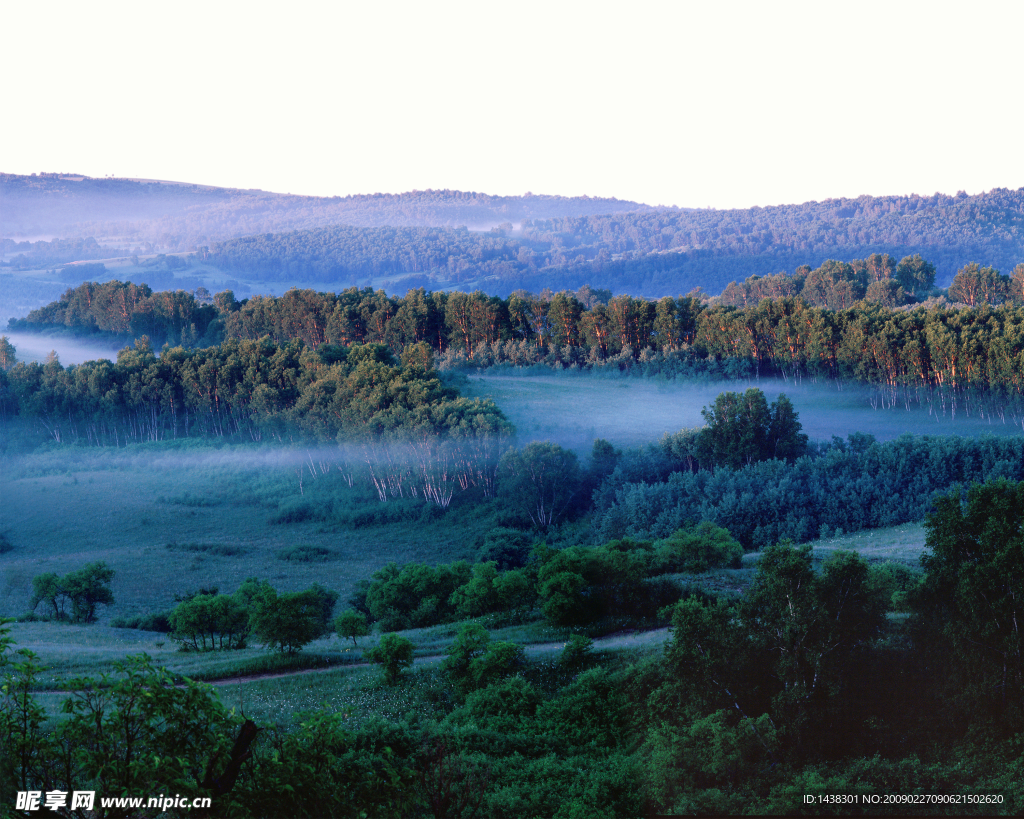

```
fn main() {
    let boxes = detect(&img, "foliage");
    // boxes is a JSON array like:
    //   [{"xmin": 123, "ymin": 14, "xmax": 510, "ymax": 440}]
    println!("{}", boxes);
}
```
[
  {"xmin": 366, "ymin": 633, "xmax": 415, "ymax": 685},
  {"xmin": 557, "ymin": 634, "xmax": 594, "ymax": 674},
  {"xmin": 653, "ymin": 522, "xmax": 743, "ymax": 572},
  {"xmin": 169, "ymin": 592, "xmax": 250, "ymax": 651},
  {"xmin": 442, "ymin": 624, "xmax": 525, "ymax": 695},
  {"xmin": 697, "ymin": 389, "xmax": 808, "ymax": 469},
  {"xmin": 246, "ymin": 581, "xmax": 339, "ymax": 654},
  {"xmin": 335, "ymin": 610, "xmax": 370, "ymax": 647},
  {"xmin": 916, "ymin": 478, "xmax": 1024, "ymax": 722},
  {"xmin": 364, "ymin": 561, "xmax": 473, "ymax": 631},
  {"xmin": 498, "ymin": 442, "xmax": 583, "ymax": 530},
  {"xmin": 477, "ymin": 527, "xmax": 533, "ymax": 570},
  {"xmin": 59, "ymin": 655, "xmax": 237, "ymax": 809},
  {"xmin": 594, "ymin": 432, "xmax": 1024, "ymax": 548},
  {"xmin": 662, "ymin": 543, "xmax": 888, "ymax": 757},
  {"xmin": 28, "ymin": 562, "xmax": 114, "ymax": 623}
]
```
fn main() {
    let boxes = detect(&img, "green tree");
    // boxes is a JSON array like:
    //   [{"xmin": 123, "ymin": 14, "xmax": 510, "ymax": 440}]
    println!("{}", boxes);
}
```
[
  {"xmin": 916, "ymin": 479, "xmax": 1024, "ymax": 718},
  {"xmin": 948, "ymin": 262, "xmax": 1009, "ymax": 306},
  {"xmin": 0, "ymin": 337, "xmax": 16, "ymax": 372},
  {"xmin": 169, "ymin": 593, "xmax": 249, "ymax": 650},
  {"xmin": 894, "ymin": 253, "xmax": 936, "ymax": 296},
  {"xmin": 29, "ymin": 572, "xmax": 69, "ymax": 620},
  {"xmin": 698, "ymin": 389, "xmax": 806, "ymax": 468},
  {"xmin": 366, "ymin": 633, "xmax": 414, "ymax": 684},
  {"xmin": 249, "ymin": 583, "xmax": 338, "ymax": 654},
  {"xmin": 29, "ymin": 563, "xmax": 114, "ymax": 623},
  {"xmin": 334, "ymin": 610, "xmax": 369, "ymax": 647}
]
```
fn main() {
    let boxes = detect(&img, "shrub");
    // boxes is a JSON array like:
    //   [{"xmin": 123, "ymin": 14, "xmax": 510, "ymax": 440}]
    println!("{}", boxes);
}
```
[
  {"xmin": 478, "ymin": 527, "xmax": 532, "ymax": 570},
  {"xmin": 110, "ymin": 611, "xmax": 174, "ymax": 633},
  {"xmin": 442, "ymin": 624, "xmax": 525, "ymax": 694},
  {"xmin": 653, "ymin": 522, "xmax": 743, "ymax": 573},
  {"xmin": 277, "ymin": 545, "xmax": 335, "ymax": 563},
  {"xmin": 268, "ymin": 499, "xmax": 318, "ymax": 524},
  {"xmin": 558, "ymin": 634, "xmax": 594, "ymax": 674},
  {"xmin": 165, "ymin": 542, "xmax": 243, "ymax": 557}
]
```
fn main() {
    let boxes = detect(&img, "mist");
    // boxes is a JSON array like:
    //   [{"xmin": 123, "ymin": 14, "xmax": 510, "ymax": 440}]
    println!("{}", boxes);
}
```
[
  {"xmin": 462, "ymin": 371, "xmax": 1024, "ymax": 454},
  {"xmin": 3, "ymin": 331, "xmax": 128, "ymax": 366}
]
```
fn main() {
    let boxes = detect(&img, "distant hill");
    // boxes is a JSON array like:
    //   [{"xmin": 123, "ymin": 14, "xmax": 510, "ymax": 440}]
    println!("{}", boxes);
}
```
[
  {"xmin": 4, "ymin": 173, "xmax": 1024, "ymax": 303},
  {"xmin": 0, "ymin": 173, "xmax": 656, "ymax": 248},
  {"xmin": 204, "ymin": 188, "xmax": 1024, "ymax": 297}
]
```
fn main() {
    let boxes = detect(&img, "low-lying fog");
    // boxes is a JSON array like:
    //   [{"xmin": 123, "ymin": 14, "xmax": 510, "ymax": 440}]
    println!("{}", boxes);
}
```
[
  {"xmin": 3, "ymin": 332, "xmax": 126, "ymax": 366},
  {"xmin": 462, "ymin": 372, "xmax": 1024, "ymax": 452}
]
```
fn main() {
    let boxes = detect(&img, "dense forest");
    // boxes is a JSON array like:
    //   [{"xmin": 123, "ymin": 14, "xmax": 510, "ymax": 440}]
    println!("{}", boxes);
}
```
[{"xmin": 197, "ymin": 191, "xmax": 1024, "ymax": 296}]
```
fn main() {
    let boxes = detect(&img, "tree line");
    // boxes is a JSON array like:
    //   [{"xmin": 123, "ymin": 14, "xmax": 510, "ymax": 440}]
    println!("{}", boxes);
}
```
[{"xmin": 16, "ymin": 257, "xmax": 1024, "ymax": 414}]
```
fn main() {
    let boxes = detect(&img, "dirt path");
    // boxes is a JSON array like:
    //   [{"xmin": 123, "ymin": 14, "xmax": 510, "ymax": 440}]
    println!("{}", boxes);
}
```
[{"xmin": 203, "ymin": 627, "xmax": 671, "ymax": 687}]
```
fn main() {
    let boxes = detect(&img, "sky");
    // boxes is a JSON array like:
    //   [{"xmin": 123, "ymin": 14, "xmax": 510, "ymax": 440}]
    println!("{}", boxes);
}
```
[{"xmin": 3, "ymin": 0, "xmax": 1023, "ymax": 210}]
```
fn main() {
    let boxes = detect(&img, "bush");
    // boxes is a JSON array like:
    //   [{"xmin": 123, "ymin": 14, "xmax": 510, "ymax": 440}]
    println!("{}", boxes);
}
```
[
  {"xmin": 653, "ymin": 522, "xmax": 743, "ymax": 573},
  {"xmin": 268, "ymin": 499, "xmax": 319, "ymax": 524},
  {"xmin": 557, "ymin": 634, "xmax": 594, "ymax": 674},
  {"xmin": 277, "ymin": 545, "xmax": 335, "ymax": 563},
  {"xmin": 442, "ymin": 623, "xmax": 525, "ymax": 694},
  {"xmin": 110, "ymin": 611, "xmax": 174, "ymax": 633},
  {"xmin": 364, "ymin": 561, "xmax": 472, "ymax": 631},
  {"xmin": 478, "ymin": 527, "xmax": 533, "ymax": 570}
]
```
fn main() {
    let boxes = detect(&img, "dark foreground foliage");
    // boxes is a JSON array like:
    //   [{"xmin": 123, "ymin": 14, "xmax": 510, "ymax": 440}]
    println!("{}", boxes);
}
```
[{"xmin": 6, "ymin": 480, "xmax": 1024, "ymax": 816}]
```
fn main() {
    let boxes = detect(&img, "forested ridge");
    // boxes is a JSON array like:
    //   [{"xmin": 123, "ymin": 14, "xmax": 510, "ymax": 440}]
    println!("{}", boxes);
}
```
[
  {"xmin": 7, "ymin": 173, "xmax": 1024, "ymax": 299},
  {"xmin": 12, "ymin": 263, "xmax": 1024, "ymax": 423},
  {"xmin": 199, "ymin": 189, "xmax": 1024, "ymax": 295}
]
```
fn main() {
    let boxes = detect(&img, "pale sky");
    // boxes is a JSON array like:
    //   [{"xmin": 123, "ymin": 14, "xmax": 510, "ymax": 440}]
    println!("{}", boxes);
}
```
[{"xmin": 3, "ymin": 0, "xmax": 1023, "ymax": 209}]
